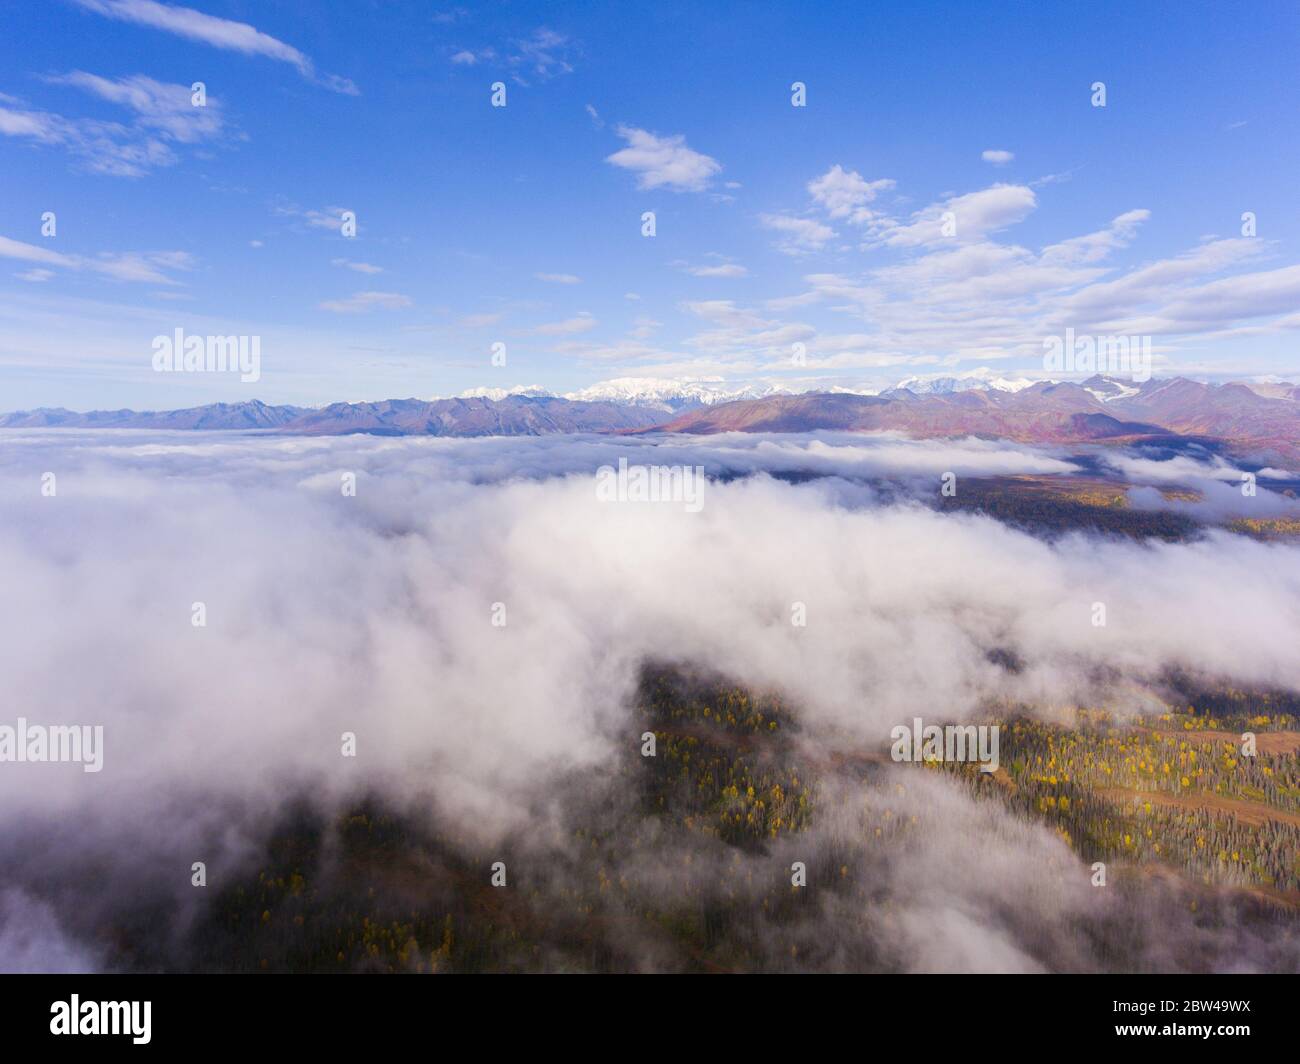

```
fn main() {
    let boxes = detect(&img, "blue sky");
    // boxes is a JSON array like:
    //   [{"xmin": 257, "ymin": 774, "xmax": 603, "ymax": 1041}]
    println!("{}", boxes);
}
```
[{"xmin": 1, "ymin": 0, "xmax": 1298, "ymax": 410}]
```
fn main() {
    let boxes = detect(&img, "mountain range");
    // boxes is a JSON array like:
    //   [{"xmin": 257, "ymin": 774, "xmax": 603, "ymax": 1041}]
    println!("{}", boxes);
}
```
[
  {"xmin": 455, "ymin": 374, "xmax": 1041, "ymax": 410},
  {"xmin": 0, "ymin": 395, "xmax": 663, "ymax": 435},
  {"xmin": 660, "ymin": 377, "xmax": 1300, "ymax": 462},
  {"xmin": 450, "ymin": 377, "xmax": 794, "ymax": 412},
  {"xmin": 3, "ymin": 376, "xmax": 1298, "ymax": 462}
]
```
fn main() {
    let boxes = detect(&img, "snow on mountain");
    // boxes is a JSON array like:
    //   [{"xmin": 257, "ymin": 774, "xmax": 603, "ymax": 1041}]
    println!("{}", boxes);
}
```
[
  {"xmin": 439, "ymin": 372, "xmax": 1124, "ymax": 412},
  {"xmin": 569, "ymin": 373, "xmax": 1081, "ymax": 407},
  {"xmin": 563, "ymin": 377, "xmax": 790, "ymax": 412},
  {"xmin": 824, "ymin": 385, "xmax": 882, "ymax": 396},
  {"xmin": 561, "ymin": 374, "xmax": 1043, "ymax": 409},
  {"xmin": 455, "ymin": 385, "xmax": 554, "ymax": 400},
  {"xmin": 1079, "ymin": 375, "xmax": 1141, "ymax": 403},
  {"xmin": 887, "ymin": 374, "xmax": 1038, "ymax": 396}
]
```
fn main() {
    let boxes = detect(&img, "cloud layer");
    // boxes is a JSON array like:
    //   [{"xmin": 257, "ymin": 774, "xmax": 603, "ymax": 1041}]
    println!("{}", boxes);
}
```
[{"xmin": 1, "ymin": 431, "xmax": 1298, "ymax": 970}]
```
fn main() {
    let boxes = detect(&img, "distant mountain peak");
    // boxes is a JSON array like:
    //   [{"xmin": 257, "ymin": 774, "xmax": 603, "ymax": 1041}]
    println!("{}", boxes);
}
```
[
  {"xmin": 886, "ymin": 374, "xmax": 1037, "ymax": 397},
  {"xmin": 453, "ymin": 385, "xmax": 554, "ymax": 401},
  {"xmin": 1078, "ymin": 374, "xmax": 1143, "ymax": 403},
  {"xmin": 562, "ymin": 377, "xmax": 791, "ymax": 413},
  {"xmin": 4, "ymin": 375, "xmax": 1296, "ymax": 460}
]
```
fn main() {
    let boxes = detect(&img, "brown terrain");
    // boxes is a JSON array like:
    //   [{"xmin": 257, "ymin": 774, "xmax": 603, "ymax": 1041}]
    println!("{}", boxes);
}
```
[
  {"xmin": 4, "ymin": 377, "xmax": 1298, "ymax": 461},
  {"xmin": 659, "ymin": 377, "xmax": 1300, "ymax": 463}
]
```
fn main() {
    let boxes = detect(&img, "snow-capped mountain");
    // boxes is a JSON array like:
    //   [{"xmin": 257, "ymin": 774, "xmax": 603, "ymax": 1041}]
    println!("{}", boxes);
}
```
[
  {"xmin": 443, "ymin": 374, "xmax": 1043, "ymax": 411},
  {"xmin": 562, "ymin": 377, "xmax": 791, "ymax": 413},
  {"xmin": 885, "ymin": 374, "xmax": 1037, "ymax": 396},
  {"xmin": 5, "ymin": 376, "xmax": 1296, "ymax": 460},
  {"xmin": 454, "ymin": 385, "xmax": 555, "ymax": 400},
  {"xmin": 657, "ymin": 375, "xmax": 1300, "ymax": 463},
  {"xmin": 1078, "ymin": 375, "xmax": 1142, "ymax": 403}
]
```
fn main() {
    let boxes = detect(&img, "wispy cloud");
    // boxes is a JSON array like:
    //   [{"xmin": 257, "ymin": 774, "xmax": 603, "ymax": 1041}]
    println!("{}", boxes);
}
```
[
  {"xmin": 509, "ymin": 28, "xmax": 574, "ymax": 80},
  {"xmin": 0, "ymin": 73, "xmax": 224, "ymax": 177},
  {"xmin": 0, "ymin": 234, "xmax": 193, "ymax": 284},
  {"xmin": 876, "ymin": 184, "xmax": 1038, "ymax": 248},
  {"xmin": 680, "ymin": 260, "xmax": 749, "ymax": 278},
  {"xmin": 532, "ymin": 312, "xmax": 596, "ymax": 335},
  {"xmin": 459, "ymin": 311, "xmax": 503, "ymax": 328},
  {"xmin": 73, "ymin": 0, "xmax": 359, "ymax": 95},
  {"xmin": 745, "ymin": 160, "xmax": 1300, "ymax": 375},
  {"xmin": 431, "ymin": 7, "xmax": 470, "ymax": 25},
  {"xmin": 534, "ymin": 272, "xmax": 581, "ymax": 284},
  {"xmin": 760, "ymin": 213, "xmax": 835, "ymax": 254},
  {"xmin": 331, "ymin": 258, "xmax": 383, "ymax": 275},
  {"xmin": 446, "ymin": 26, "xmax": 573, "ymax": 84},
  {"xmin": 318, "ymin": 291, "xmax": 412, "ymax": 313},
  {"xmin": 45, "ymin": 72, "xmax": 223, "ymax": 143},
  {"xmin": 628, "ymin": 315, "xmax": 661, "ymax": 340},
  {"xmin": 981, "ymin": 149, "xmax": 1014, "ymax": 165},
  {"xmin": 274, "ymin": 204, "xmax": 356, "ymax": 234}
]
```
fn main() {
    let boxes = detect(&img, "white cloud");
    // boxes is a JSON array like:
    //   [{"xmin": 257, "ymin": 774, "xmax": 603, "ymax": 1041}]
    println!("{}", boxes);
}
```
[
  {"xmin": 449, "ymin": 47, "xmax": 495, "ymax": 66},
  {"xmin": 46, "ymin": 72, "xmax": 223, "ymax": 143},
  {"xmin": 982, "ymin": 149, "xmax": 1014, "ymax": 165},
  {"xmin": 681, "ymin": 299, "xmax": 764, "ymax": 325},
  {"xmin": 331, "ymin": 258, "xmax": 384, "ymax": 275},
  {"xmin": 16, "ymin": 268, "xmax": 54, "ymax": 283},
  {"xmin": 318, "ymin": 291, "xmax": 413, "ymax": 313},
  {"xmin": 629, "ymin": 315, "xmax": 661, "ymax": 340},
  {"xmin": 534, "ymin": 272, "xmax": 581, "ymax": 284},
  {"xmin": 760, "ymin": 212, "xmax": 835, "ymax": 253},
  {"xmin": 878, "ymin": 184, "xmax": 1037, "ymax": 248},
  {"xmin": 770, "ymin": 222, "xmax": 1298, "ymax": 369},
  {"xmin": 682, "ymin": 262, "xmax": 748, "ymax": 278},
  {"xmin": 605, "ymin": 125, "xmax": 721, "ymax": 192},
  {"xmin": 1102, "ymin": 262, "xmax": 1300, "ymax": 335},
  {"xmin": 807, "ymin": 164, "xmax": 894, "ymax": 223},
  {"xmin": 509, "ymin": 27, "xmax": 574, "ymax": 79},
  {"xmin": 1055, "ymin": 236, "xmax": 1264, "ymax": 324},
  {"xmin": 533, "ymin": 311, "xmax": 596, "ymax": 335},
  {"xmin": 1040, "ymin": 209, "xmax": 1150, "ymax": 267},
  {"xmin": 2, "ymin": 432, "xmax": 1299, "ymax": 973},
  {"xmin": 459, "ymin": 311, "xmax": 503, "ymax": 328},
  {"xmin": 274, "ymin": 205, "xmax": 356, "ymax": 233},
  {"xmin": 672, "ymin": 299, "xmax": 817, "ymax": 366},
  {"xmin": 0, "ymin": 74, "xmax": 225, "ymax": 178},
  {"xmin": 73, "ymin": 0, "xmax": 358, "ymax": 94},
  {"xmin": 0, "ymin": 234, "xmax": 191, "ymax": 284}
]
